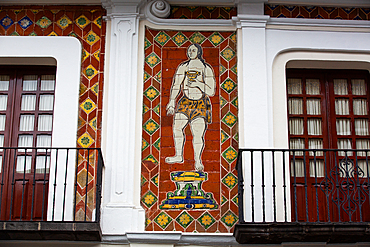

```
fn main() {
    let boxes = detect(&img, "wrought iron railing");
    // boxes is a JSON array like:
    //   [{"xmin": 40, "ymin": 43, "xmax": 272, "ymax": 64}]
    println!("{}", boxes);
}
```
[
  {"xmin": 0, "ymin": 147, "xmax": 103, "ymax": 222},
  {"xmin": 236, "ymin": 149, "xmax": 370, "ymax": 224}
]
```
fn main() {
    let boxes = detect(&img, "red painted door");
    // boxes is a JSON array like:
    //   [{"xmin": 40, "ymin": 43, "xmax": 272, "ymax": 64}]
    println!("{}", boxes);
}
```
[
  {"xmin": 287, "ymin": 69, "xmax": 370, "ymax": 222},
  {"xmin": 0, "ymin": 66, "xmax": 56, "ymax": 221}
]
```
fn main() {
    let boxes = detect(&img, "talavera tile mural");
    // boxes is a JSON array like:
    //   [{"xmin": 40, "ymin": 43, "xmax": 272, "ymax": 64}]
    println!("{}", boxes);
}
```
[{"xmin": 141, "ymin": 28, "xmax": 238, "ymax": 232}]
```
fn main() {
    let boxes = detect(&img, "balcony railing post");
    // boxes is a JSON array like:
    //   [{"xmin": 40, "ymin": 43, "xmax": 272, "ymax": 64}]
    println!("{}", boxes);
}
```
[
  {"xmin": 282, "ymin": 150, "xmax": 287, "ymax": 222},
  {"xmin": 272, "ymin": 151, "xmax": 276, "ymax": 222},
  {"xmin": 261, "ymin": 151, "xmax": 265, "ymax": 223},
  {"xmin": 96, "ymin": 149, "xmax": 104, "ymax": 223},
  {"xmin": 62, "ymin": 149, "xmax": 70, "ymax": 221}
]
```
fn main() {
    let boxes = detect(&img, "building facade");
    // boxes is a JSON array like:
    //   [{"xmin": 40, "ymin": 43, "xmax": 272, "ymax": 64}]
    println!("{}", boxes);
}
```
[{"xmin": 0, "ymin": 0, "xmax": 370, "ymax": 246}]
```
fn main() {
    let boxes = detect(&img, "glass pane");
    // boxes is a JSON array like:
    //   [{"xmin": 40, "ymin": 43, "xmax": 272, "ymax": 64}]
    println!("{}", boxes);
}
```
[
  {"xmin": 309, "ymin": 139, "xmax": 323, "ymax": 156},
  {"xmin": 0, "ymin": 157, "xmax": 2, "ymax": 173},
  {"xmin": 358, "ymin": 160, "xmax": 369, "ymax": 178},
  {"xmin": 355, "ymin": 119, "xmax": 369, "ymax": 136},
  {"xmin": 16, "ymin": 156, "xmax": 32, "ymax": 173},
  {"xmin": 334, "ymin": 79, "xmax": 348, "ymax": 95},
  {"xmin": 39, "ymin": 95, "xmax": 54, "ymax": 111},
  {"xmin": 291, "ymin": 160, "xmax": 305, "ymax": 177},
  {"xmin": 36, "ymin": 156, "xmax": 50, "ymax": 173},
  {"xmin": 38, "ymin": 115, "xmax": 52, "ymax": 131},
  {"xmin": 353, "ymin": 99, "xmax": 368, "ymax": 115},
  {"xmin": 287, "ymin": 79, "xmax": 302, "ymax": 94},
  {"xmin": 0, "ymin": 95, "xmax": 8, "ymax": 111},
  {"xmin": 337, "ymin": 139, "xmax": 352, "ymax": 156},
  {"xmin": 0, "ymin": 75, "xmax": 9, "ymax": 91},
  {"xmin": 307, "ymin": 99, "xmax": 321, "ymax": 115},
  {"xmin": 0, "ymin": 115, "xmax": 5, "ymax": 131},
  {"xmin": 21, "ymin": 95, "xmax": 36, "ymax": 111},
  {"xmin": 19, "ymin": 115, "xmax": 34, "ymax": 131},
  {"xmin": 306, "ymin": 79, "xmax": 320, "ymax": 95},
  {"xmin": 23, "ymin": 75, "xmax": 37, "ymax": 91},
  {"xmin": 335, "ymin": 99, "xmax": 349, "ymax": 115},
  {"xmin": 0, "ymin": 135, "xmax": 3, "ymax": 147},
  {"xmin": 37, "ymin": 135, "xmax": 51, "ymax": 147},
  {"xmin": 41, "ymin": 75, "xmax": 55, "ymax": 91},
  {"xmin": 307, "ymin": 119, "xmax": 322, "ymax": 135},
  {"xmin": 288, "ymin": 98, "xmax": 303, "ymax": 114},
  {"xmin": 289, "ymin": 138, "xmax": 304, "ymax": 156},
  {"xmin": 336, "ymin": 119, "xmax": 351, "ymax": 135},
  {"xmin": 289, "ymin": 118, "xmax": 304, "ymax": 135},
  {"xmin": 309, "ymin": 160, "xmax": 324, "ymax": 177},
  {"xmin": 352, "ymin": 79, "xmax": 366, "ymax": 95},
  {"xmin": 18, "ymin": 135, "xmax": 33, "ymax": 147},
  {"xmin": 356, "ymin": 139, "xmax": 369, "ymax": 156}
]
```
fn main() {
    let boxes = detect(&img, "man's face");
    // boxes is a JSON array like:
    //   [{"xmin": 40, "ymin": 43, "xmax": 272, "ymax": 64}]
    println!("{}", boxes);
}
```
[{"xmin": 187, "ymin": 45, "xmax": 198, "ymax": 59}]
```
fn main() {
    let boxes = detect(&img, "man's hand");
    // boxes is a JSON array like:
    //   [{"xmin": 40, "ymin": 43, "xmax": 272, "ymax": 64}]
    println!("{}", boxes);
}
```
[
  {"xmin": 166, "ymin": 100, "xmax": 175, "ymax": 115},
  {"xmin": 187, "ymin": 77, "xmax": 204, "ymax": 90}
]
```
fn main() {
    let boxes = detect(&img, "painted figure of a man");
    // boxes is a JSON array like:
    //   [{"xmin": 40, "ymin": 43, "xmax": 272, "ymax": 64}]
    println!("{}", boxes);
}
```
[{"xmin": 166, "ymin": 43, "xmax": 216, "ymax": 171}]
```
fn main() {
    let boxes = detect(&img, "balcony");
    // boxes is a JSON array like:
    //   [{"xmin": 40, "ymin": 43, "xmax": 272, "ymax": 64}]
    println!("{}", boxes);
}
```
[
  {"xmin": 0, "ymin": 147, "xmax": 103, "ymax": 241},
  {"xmin": 233, "ymin": 149, "xmax": 370, "ymax": 244}
]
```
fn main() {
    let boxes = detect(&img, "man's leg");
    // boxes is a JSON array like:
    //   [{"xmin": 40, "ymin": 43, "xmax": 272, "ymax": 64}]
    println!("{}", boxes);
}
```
[
  {"xmin": 190, "ymin": 117, "xmax": 206, "ymax": 171},
  {"xmin": 165, "ymin": 113, "xmax": 188, "ymax": 164}
]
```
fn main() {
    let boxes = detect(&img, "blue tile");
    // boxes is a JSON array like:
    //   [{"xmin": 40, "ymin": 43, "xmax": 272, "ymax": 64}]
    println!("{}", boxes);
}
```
[
  {"xmin": 0, "ymin": 16, "xmax": 14, "ymax": 30},
  {"xmin": 18, "ymin": 16, "xmax": 33, "ymax": 29}
]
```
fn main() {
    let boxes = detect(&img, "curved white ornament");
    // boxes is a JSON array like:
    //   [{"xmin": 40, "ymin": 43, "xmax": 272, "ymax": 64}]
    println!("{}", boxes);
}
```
[{"xmin": 148, "ymin": 0, "xmax": 170, "ymax": 18}]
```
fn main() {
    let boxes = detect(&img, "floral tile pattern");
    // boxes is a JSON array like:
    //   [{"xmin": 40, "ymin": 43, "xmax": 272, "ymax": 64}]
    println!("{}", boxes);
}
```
[
  {"xmin": 265, "ymin": 4, "xmax": 370, "ymax": 20},
  {"xmin": 0, "ymin": 5, "xmax": 106, "ymax": 221},
  {"xmin": 142, "ymin": 28, "xmax": 238, "ymax": 233}
]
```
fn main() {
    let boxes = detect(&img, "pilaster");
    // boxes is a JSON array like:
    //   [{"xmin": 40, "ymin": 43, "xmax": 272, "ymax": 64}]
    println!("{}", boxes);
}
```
[{"xmin": 101, "ymin": 0, "xmax": 145, "ymax": 235}]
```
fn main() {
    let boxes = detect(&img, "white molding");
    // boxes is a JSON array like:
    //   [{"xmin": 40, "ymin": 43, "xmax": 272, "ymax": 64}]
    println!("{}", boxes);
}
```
[
  {"xmin": 101, "ymin": 7, "xmax": 145, "ymax": 234},
  {"xmin": 102, "ymin": 232, "xmax": 238, "ymax": 245},
  {"xmin": 267, "ymin": 17, "xmax": 370, "ymax": 31}
]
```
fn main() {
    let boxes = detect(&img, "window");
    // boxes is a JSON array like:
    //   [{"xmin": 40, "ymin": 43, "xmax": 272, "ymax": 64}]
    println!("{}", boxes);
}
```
[
  {"xmin": 0, "ymin": 66, "xmax": 56, "ymax": 220},
  {"xmin": 287, "ymin": 69, "xmax": 370, "ymax": 222}
]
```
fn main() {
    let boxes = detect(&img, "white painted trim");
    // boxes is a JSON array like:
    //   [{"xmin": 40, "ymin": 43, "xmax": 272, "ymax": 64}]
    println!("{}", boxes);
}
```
[{"xmin": 0, "ymin": 36, "xmax": 81, "ymax": 221}]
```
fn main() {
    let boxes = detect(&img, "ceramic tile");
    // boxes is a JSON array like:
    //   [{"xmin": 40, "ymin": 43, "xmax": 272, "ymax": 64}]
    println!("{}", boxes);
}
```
[{"xmin": 265, "ymin": 4, "xmax": 370, "ymax": 20}]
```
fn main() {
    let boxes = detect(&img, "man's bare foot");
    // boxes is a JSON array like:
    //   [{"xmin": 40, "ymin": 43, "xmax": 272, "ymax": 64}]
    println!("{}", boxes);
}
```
[
  {"xmin": 165, "ymin": 156, "xmax": 184, "ymax": 164},
  {"xmin": 195, "ymin": 161, "xmax": 204, "ymax": 171}
]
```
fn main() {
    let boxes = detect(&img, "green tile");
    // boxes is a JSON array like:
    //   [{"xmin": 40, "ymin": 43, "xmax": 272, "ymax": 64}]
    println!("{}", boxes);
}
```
[
  {"xmin": 222, "ymin": 172, "xmax": 238, "ymax": 189},
  {"xmin": 144, "ymin": 86, "xmax": 159, "ymax": 101},
  {"xmin": 154, "ymin": 212, "xmax": 172, "ymax": 229},
  {"xmin": 153, "ymin": 138, "xmax": 160, "ymax": 151},
  {"xmin": 144, "ymin": 37, "xmax": 152, "ymax": 50},
  {"xmin": 145, "ymin": 52, "xmax": 161, "ymax": 68},
  {"xmin": 143, "ymin": 154, "xmax": 158, "ymax": 164},
  {"xmin": 154, "ymin": 31, "xmax": 170, "ymax": 46},
  {"xmin": 189, "ymin": 32, "xmax": 206, "ymax": 44},
  {"xmin": 221, "ymin": 130, "xmax": 229, "ymax": 143},
  {"xmin": 176, "ymin": 211, "xmax": 194, "ymax": 229},
  {"xmin": 221, "ymin": 78, "xmax": 236, "ymax": 93},
  {"xmin": 151, "ymin": 174, "xmax": 158, "ymax": 186},
  {"xmin": 222, "ymin": 112, "xmax": 237, "ymax": 127},
  {"xmin": 172, "ymin": 32, "xmax": 188, "ymax": 47},
  {"xmin": 142, "ymin": 138, "xmax": 149, "ymax": 151},
  {"xmin": 142, "ymin": 190, "xmax": 157, "ymax": 208},
  {"xmin": 141, "ymin": 174, "xmax": 147, "ymax": 186},
  {"xmin": 198, "ymin": 212, "xmax": 215, "ymax": 229},
  {"xmin": 143, "ymin": 119, "xmax": 159, "ymax": 135},
  {"xmin": 209, "ymin": 32, "xmax": 225, "ymax": 46},
  {"xmin": 221, "ymin": 211, "xmax": 238, "ymax": 227},
  {"xmin": 221, "ymin": 47, "xmax": 235, "ymax": 61}
]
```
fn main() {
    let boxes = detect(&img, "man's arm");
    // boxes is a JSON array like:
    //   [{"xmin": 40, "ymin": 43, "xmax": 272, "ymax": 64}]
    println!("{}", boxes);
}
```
[{"xmin": 167, "ymin": 65, "xmax": 185, "ymax": 115}]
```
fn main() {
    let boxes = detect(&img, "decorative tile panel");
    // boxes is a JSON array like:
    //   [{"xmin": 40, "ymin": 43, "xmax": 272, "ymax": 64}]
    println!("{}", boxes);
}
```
[
  {"xmin": 265, "ymin": 4, "xmax": 370, "ymax": 20},
  {"xmin": 0, "ymin": 5, "xmax": 106, "ymax": 222},
  {"xmin": 141, "ymin": 28, "xmax": 238, "ymax": 233}
]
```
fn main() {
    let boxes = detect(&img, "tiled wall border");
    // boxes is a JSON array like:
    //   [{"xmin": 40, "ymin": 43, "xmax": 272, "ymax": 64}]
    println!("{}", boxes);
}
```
[
  {"xmin": 141, "ymin": 28, "xmax": 238, "ymax": 233},
  {"xmin": 0, "ymin": 5, "xmax": 106, "ymax": 220},
  {"xmin": 169, "ymin": 6, "xmax": 237, "ymax": 19},
  {"xmin": 265, "ymin": 4, "xmax": 370, "ymax": 20}
]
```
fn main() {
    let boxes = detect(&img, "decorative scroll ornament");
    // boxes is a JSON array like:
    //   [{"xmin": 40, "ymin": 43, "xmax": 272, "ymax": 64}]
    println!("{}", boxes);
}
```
[{"xmin": 147, "ymin": 0, "xmax": 170, "ymax": 19}]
